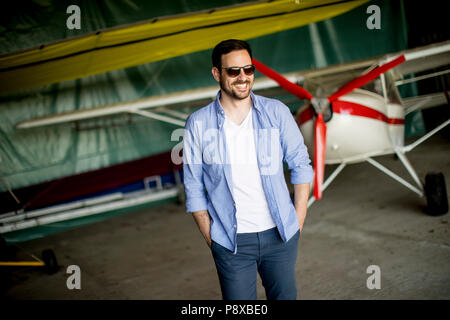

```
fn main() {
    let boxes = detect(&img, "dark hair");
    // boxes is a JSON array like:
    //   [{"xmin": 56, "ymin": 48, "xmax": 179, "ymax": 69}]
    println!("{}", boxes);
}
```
[{"xmin": 212, "ymin": 39, "xmax": 252, "ymax": 69}]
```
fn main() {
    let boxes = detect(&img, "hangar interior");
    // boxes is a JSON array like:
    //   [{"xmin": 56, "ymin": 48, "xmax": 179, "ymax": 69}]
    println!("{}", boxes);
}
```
[{"xmin": 0, "ymin": 0, "xmax": 449, "ymax": 299}]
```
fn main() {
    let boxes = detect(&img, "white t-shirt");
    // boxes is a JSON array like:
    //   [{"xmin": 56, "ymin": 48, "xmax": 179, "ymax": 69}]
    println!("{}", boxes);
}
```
[{"xmin": 223, "ymin": 109, "xmax": 276, "ymax": 233}]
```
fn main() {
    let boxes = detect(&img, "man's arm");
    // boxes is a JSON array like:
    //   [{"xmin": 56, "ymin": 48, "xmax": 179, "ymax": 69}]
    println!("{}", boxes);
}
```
[
  {"xmin": 293, "ymin": 183, "xmax": 310, "ymax": 232},
  {"xmin": 192, "ymin": 210, "xmax": 212, "ymax": 248},
  {"xmin": 278, "ymin": 103, "xmax": 313, "ymax": 232},
  {"xmin": 183, "ymin": 116, "xmax": 210, "ymax": 247}
]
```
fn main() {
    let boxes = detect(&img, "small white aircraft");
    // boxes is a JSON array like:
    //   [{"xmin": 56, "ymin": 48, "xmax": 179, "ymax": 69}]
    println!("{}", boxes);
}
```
[{"xmin": 252, "ymin": 41, "xmax": 450, "ymax": 215}]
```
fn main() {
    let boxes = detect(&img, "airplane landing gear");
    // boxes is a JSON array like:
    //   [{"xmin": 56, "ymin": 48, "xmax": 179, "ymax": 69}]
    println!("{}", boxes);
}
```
[
  {"xmin": 424, "ymin": 172, "xmax": 448, "ymax": 216},
  {"xmin": 0, "ymin": 236, "xmax": 59, "ymax": 275},
  {"xmin": 42, "ymin": 249, "xmax": 58, "ymax": 275}
]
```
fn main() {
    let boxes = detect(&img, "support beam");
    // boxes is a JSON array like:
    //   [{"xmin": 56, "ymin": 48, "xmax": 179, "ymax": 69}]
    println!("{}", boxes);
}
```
[
  {"xmin": 394, "ymin": 149, "xmax": 423, "ymax": 190},
  {"xmin": 395, "ymin": 69, "xmax": 450, "ymax": 86},
  {"xmin": 129, "ymin": 109, "xmax": 186, "ymax": 127},
  {"xmin": 366, "ymin": 158, "xmax": 423, "ymax": 197},
  {"xmin": 308, "ymin": 162, "xmax": 346, "ymax": 208},
  {"xmin": 402, "ymin": 119, "xmax": 450, "ymax": 153}
]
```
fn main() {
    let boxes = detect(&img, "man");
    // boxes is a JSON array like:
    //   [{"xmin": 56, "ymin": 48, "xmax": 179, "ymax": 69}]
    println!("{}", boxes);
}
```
[{"xmin": 183, "ymin": 39, "xmax": 313, "ymax": 300}]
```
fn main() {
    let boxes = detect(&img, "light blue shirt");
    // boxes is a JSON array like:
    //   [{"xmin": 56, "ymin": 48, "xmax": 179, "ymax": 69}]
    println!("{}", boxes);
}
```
[{"xmin": 183, "ymin": 91, "xmax": 313, "ymax": 253}]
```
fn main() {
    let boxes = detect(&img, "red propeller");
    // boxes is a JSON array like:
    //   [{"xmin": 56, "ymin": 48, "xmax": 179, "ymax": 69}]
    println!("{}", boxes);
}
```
[{"xmin": 252, "ymin": 55, "xmax": 406, "ymax": 200}]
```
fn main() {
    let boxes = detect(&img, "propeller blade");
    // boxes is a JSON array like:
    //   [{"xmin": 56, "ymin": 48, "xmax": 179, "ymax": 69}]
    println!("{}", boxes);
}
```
[
  {"xmin": 252, "ymin": 58, "xmax": 313, "ymax": 101},
  {"xmin": 314, "ymin": 113, "xmax": 327, "ymax": 200},
  {"xmin": 327, "ymin": 55, "xmax": 406, "ymax": 102}
]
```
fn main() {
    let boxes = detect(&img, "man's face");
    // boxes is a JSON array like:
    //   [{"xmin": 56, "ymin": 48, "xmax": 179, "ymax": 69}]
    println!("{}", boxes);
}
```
[{"xmin": 212, "ymin": 49, "xmax": 254, "ymax": 100}]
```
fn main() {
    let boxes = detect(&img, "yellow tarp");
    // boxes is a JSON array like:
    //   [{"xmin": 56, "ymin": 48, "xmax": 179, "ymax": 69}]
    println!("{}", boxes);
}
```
[{"xmin": 0, "ymin": 0, "xmax": 369, "ymax": 94}]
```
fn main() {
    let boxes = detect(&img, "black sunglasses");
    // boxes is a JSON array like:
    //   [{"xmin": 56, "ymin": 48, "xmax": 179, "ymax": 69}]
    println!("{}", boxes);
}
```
[{"xmin": 221, "ymin": 64, "xmax": 256, "ymax": 77}]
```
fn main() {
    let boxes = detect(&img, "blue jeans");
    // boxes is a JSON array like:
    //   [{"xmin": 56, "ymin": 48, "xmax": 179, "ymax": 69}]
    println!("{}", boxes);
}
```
[{"xmin": 211, "ymin": 227, "xmax": 300, "ymax": 300}]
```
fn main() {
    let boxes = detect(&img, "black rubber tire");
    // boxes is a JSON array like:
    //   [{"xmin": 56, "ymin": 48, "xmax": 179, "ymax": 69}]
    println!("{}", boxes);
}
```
[
  {"xmin": 42, "ymin": 249, "xmax": 58, "ymax": 275},
  {"xmin": 424, "ymin": 172, "xmax": 448, "ymax": 216},
  {"xmin": 0, "ymin": 236, "xmax": 7, "ymax": 260}
]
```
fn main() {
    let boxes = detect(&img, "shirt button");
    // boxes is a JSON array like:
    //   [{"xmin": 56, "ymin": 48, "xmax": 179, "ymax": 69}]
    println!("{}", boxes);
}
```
[{"xmin": 233, "ymin": 225, "xmax": 236, "ymax": 228}]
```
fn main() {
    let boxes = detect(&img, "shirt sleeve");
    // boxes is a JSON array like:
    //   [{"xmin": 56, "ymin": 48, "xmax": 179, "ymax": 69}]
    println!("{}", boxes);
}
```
[
  {"xmin": 183, "ymin": 114, "xmax": 208, "ymax": 213},
  {"xmin": 279, "ymin": 103, "xmax": 314, "ymax": 185}
]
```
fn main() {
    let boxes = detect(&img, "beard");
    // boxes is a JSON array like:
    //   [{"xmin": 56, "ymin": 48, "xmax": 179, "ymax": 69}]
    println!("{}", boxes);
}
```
[{"xmin": 219, "ymin": 76, "xmax": 252, "ymax": 100}]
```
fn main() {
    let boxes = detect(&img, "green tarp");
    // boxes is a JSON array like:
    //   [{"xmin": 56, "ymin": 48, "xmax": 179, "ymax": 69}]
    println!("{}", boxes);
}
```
[{"xmin": 0, "ymin": 0, "xmax": 421, "ymax": 193}]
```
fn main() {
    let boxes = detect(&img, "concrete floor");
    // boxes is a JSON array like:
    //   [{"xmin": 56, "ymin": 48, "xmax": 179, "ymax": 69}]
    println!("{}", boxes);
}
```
[{"xmin": 1, "ymin": 133, "xmax": 449, "ymax": 300}]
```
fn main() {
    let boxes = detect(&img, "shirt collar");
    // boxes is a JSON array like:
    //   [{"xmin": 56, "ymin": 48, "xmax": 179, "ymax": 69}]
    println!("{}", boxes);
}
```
[
  {"xmin": 214, "ymin": 91, "xmax": 225, "ymax": 117},
  {"xmin": 214, "ymin": 90, "xmax": 261, "ymax": 116}
]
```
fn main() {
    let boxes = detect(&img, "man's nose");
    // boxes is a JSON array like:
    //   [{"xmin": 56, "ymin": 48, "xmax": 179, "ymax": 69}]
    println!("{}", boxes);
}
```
[{"xmin": 237, "ymin": 68, "xmax": 247, "ymax": 79}]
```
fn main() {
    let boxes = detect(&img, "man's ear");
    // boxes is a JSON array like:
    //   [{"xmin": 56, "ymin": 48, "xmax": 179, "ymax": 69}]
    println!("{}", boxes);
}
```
[{"xmin": 212, "ymin": 67, "xmax": 221, "ymax": 82}]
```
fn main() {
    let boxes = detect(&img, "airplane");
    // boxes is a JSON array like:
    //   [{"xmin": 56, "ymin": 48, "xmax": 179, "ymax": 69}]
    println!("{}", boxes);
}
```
[
  {"xmin": 4, "ymin": 40, "xmax": 448, "ymax": 235},
  {"xmin": 2, "ymin": 1, "xmax": 448, "ymax": 282},
  {"xmin": 252, "ymin": 41, "xmax": 450, "ymax": 215}
]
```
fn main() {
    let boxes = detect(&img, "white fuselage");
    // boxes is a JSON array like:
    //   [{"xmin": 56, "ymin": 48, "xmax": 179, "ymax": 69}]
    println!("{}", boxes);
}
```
[{"xmin": 297, "ymin": 89, "xmax": 404, "ymax": 164}]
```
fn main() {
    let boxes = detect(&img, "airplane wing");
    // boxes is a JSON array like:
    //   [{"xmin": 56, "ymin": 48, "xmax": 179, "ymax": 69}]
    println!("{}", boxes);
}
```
[
  {"xmin": 0, "ymin": 0, "xmax": 369, "ymax": 94},
  {"xmin": 301, "ymin": 40, "xmax": 450, "ymax": 91},
  {"xmin": 403, "ymin": 92, "xmax": 449, "ymax": 115},
  {"xmin": 15, "ymin": 73, "xmax": 305, "ymax": 129},
  {"xmin": 15, "ymin": 40, "xmax": 450, "ymax": 130},
  {"xmin": 392, "ymin": 42, "xmax": 450, "ymax": 79}
]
